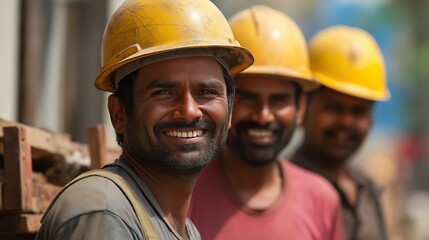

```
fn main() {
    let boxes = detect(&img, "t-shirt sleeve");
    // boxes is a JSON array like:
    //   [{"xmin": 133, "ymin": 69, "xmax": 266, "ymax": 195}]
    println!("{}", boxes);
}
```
[
  {"xmin": 39, "ymin": 211, "xmax": 142, "ymax": 240},
  {"xmin": 328, "ymin": 197, "xmax": 346, "ymax": 240}
]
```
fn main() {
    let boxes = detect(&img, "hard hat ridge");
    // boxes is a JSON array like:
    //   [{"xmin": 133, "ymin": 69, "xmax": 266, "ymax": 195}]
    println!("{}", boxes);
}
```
[{"xmin": 309, "ymin": 25, "xmax": 390, "ymax": 101}]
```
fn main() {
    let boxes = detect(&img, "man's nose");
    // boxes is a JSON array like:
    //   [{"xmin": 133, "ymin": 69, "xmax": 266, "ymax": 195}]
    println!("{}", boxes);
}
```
[
  {"xmin": 252, "ymin": 103, "xmax": 275, "ymax": 125},
  {"xmin": 172, "ymin": 93, "xmax": 203, "ymax": 122},
  {"xmin": 337, "ymin": 111, "xmax": 354, "ymax": 127}
]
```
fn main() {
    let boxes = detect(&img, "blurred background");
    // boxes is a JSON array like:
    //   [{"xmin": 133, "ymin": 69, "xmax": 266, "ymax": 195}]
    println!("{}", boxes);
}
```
[{"xmin": 0, "ymin": 0, "xmax": 428, "ymax": 239}]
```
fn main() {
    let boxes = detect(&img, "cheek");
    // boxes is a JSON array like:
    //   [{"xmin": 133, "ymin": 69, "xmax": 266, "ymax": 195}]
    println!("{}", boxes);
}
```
[
  {"xmin": 230, "ymin": 106, "xmax": 248, "ymax": 123},
  {"xmin": 305, "ymin": 111, "xmax": 332, "ymax": 133},
  {"xmin": 133, "ymin": 103, "xmax": 166, "ymax": 133},
  {"xmin": 356, "ymin": 118, "xmax": 372, "ymax": 135},
  {"xmin": 202, "ymin": 100, "xmax": 230, "ymax": 127},
  {"xmin": 276, "ymin": 106, "xmax": 297, "ymax": 122}
]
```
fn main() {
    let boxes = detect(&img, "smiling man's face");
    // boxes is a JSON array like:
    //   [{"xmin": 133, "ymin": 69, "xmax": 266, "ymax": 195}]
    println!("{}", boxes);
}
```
[
  {"xmin": 227, "ymin": 74, "xmax": 305, "ymax": 166},
  {"xmin": 114, "ymin": 56, "xmax": 231, "ymax": 175},
  {"xmin": 301, "ymin": 87, "xmax": 373, "ymax": 165}
]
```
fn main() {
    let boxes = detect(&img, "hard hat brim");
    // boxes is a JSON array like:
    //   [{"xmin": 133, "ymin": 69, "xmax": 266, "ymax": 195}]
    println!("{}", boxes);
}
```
[
  {"xmin": 314, "ymin": 71, "xmax": 390, "ymax": 101},
  {"xmin": 95, "ymin": 43, "xmax": 254, "ymax": 93},
  {"xmin": 239, "ymin": 66, "xmax": 320, "ymax": 92}
]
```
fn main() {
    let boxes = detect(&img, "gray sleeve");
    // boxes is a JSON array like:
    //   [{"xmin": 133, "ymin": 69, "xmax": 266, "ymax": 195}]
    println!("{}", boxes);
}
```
[{"xmin": 48, "ymin": 211, "xmax": 143, "ymax": 240}]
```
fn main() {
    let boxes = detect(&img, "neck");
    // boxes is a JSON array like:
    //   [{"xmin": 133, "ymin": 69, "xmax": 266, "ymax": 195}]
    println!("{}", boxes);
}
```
[
  {"xmin": 120, "ymin": 153, "xmax": 195, "ymax": 238},
  {"xmin": 294, "ymin": 147, "xmax": 359, "ymax": 206},
  {"xmin": 221, "ymin": 147, "xmax": 283, "ymax": 210},
  {"xmin": 295, "ymin": 147, "xmax": 347, "ymax": 181}
]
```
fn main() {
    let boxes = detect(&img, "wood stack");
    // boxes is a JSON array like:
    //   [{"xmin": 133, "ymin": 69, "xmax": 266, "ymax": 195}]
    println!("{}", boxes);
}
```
[{"xmin": 0, "ymin": 119, "xmax": 91, "ymax": 240}]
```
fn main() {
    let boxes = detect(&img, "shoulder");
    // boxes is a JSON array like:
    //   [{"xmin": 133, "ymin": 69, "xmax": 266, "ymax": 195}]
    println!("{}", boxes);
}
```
[
  {"xmin": 37, "ymin": 210, "xmax": 141, "ymax": 240},
  {"xmin": 348, "ymin": 164, "xmax": 384, "ymax": 196},
  {"xmin": 54, "ymin": 176, "xmax": 135, "ymax": 220},
  {"xmin": 193, "ymin": 158, "xmax": 222, "ymax": 191},
  {"xmin": 186, "ymin": 219, "xmax": 202, "ymax": 240},
  {"xmin": 282, "ymin": 161, "xmax": 339, "ymax": 204},
  {"xmin": 39, "ymin": 175, "xmax": 141, "ymax": 238}
]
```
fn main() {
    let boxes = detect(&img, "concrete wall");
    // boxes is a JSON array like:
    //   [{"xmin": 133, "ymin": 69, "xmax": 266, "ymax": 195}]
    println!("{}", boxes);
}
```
[{"xmin": 0, "ymin": 0, "xmax": 20, "ymax": 121}]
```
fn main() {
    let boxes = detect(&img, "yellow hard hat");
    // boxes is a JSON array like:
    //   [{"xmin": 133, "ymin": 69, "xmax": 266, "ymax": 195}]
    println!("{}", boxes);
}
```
[
  {"xmin": 95, "ymin": 0, "xmax": 254, "ymax": 92},
  {"xmin": 229, "ymin": 5, "xmax": 319, "ymax": 91},
  {"xmin": 309, "ymin": 25, "xmax": 390, "ymax": 101}
]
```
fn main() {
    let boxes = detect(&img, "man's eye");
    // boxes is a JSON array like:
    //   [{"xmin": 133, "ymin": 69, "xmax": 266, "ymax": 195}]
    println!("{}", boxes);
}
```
[
  {"xmin": 236, "ymin": 94, "xmax": 253, "ymax": 102},
  {"xmin": 271, "ymin": 95, "xmax": 291, "ymax": 103},
  {"xmin": 199, "ymin": 90, "xmax": 217, "ymax": 95},
  {"xmin": 153, "ymin": 90, "xmax": 172, "ymax": 95},
  {"xmin": 325, "ymin": 103, "xmax": 341, "ymax": 112}
]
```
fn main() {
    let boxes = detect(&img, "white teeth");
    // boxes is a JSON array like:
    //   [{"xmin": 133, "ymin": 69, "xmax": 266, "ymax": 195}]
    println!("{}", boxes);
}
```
[
  {"xmin": 248, "ymin": 129, "xmax": 273, "ymax": 137},
  {"xmin": 165, "ymin": 130, "xmax": 203, "ymax": 138}
]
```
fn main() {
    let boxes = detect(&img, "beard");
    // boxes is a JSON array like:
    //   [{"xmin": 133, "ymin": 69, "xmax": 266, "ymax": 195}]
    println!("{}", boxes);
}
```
[
  {"xmin": 127, "ymin": 118, "xmax": 229, "ymax": 176},
  {"xmin": 227, "ymin": 121, "xmax": 296, "ymax": 166},
  {"xmin": 319, "ymin": 125, "xmax": 365, "ymax": 165}
]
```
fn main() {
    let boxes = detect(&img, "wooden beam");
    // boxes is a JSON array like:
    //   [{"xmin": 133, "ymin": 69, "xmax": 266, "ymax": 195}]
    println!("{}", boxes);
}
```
[
  {"xmin": 3, "ymin": 127, "xmax": 33, "ymax": 212},
  {"xmin": 0, "ymin": 119, "xmax": 71, "ymax": 156},
  {"xmin": 0, "ymin": 214, "xmax": 42, "ymax": 233},
  {"xmin": 0, "ymin": 181, "xmax": 3, "ymax": 210},
  {"xmin": 88, "ymin": 125, "xmax": 107, "ymax": 169},
  {"xmin": 0, "ymin": 120, "xmax": 90, "ymax": 170}
]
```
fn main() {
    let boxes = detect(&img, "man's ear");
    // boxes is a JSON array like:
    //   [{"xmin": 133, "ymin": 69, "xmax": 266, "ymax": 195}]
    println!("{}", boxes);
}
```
[
  {"xmin": 296, "ymin": 93, "xmax": 307, "ymax": 126},
  {"xmin": 108, "ymin": 94, "xmax": 126, "ymax": 134},
  {"xmin": 228, "ymin": 95, "xmax": 235, "ymax": 129}
]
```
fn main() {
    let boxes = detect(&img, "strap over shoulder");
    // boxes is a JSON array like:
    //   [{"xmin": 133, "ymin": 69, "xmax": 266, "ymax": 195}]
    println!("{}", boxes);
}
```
[{"xmin": 41, "ymin": 169, "xmax": 160, "ymax": 240}]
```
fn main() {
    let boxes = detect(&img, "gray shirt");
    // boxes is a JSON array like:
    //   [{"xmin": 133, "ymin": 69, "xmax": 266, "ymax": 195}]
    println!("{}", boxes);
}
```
[
  {"xmin": 291, "ymin": 152, "xmax": 389, "ymax": 240},
  {"xmin": 36, "ymin": 159, "xmax": 201, "ymax": 240}
]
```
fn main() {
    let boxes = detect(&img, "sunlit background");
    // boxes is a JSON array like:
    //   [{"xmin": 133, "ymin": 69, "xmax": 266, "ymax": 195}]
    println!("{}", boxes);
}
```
[{"xmin": 1, "ymin": 0, "xmax": 428, "ymax": 239}]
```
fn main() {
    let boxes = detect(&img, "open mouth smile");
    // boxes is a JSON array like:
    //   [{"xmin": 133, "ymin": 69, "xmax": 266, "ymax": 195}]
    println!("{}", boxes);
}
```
[
  {"xmin": 248, "ymin": 129, "xmax": 274, "ymax": 137},
  {"xmin": 164, "ymin": 129, "xmax": 204, "ymax": 138}
]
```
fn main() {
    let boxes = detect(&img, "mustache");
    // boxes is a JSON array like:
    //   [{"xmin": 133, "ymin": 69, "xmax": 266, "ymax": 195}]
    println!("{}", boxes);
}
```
[
  {"xmin": 325, "ymin": 125, "xmax": 359, "ymax": 139},
  {"xmin": 235, "ymin": 121, "xmax": 283, "ymax": 132}
]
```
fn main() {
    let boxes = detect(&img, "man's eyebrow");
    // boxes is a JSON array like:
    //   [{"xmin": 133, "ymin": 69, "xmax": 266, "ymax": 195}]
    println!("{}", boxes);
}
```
[
  {"xmin": 271, "ymin": 92, "xmax": 292, "ymax": 98},
  {"xmin": 196, "ymin": 80, "xmax": 225, "ymax": 89},
  {"xmin": 146, "ymin": 79, "xmax": 179, "ymax": 89},
  {"xmin": 236, "ymin": 89, "xmax": 258, "ymax": 98}
]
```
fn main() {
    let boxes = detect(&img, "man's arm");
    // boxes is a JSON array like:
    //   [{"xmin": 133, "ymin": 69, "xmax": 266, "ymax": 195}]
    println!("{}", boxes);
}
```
[{"xmin": 36, "ymin": 211, "xmax": 142, "ymax": 240}]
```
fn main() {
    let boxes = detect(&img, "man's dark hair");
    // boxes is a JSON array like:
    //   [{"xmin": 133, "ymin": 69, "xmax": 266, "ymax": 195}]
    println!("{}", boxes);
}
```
[
  {"xmin": 293, "ymin": 82, "xmax": 303, "ymax": 108},
  {"xmin": 113, "ymin": 67, "xmax": 235, "ymax": 146}
]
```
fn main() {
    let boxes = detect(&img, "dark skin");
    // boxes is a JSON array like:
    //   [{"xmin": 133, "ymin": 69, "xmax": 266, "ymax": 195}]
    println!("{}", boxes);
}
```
[
  {"xmin": 224, "ymin": 74, "xmax": 306, "ymax": 209},
  {"xmin": 108, "ymin": 56, "xmax": 231, "ymax": 238},
  {"xmin": 297, "ymin": 86, "xmax": 373, "ymax": 206}
]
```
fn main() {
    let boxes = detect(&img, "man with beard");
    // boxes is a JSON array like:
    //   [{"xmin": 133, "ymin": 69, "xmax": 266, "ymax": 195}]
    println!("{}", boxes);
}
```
[
  {"xmin": 36, "ymin": 0, "xmax": 253, "ymax": 239},
  {"xmin": 291, "ymin": 26, "xmax": 391, "ymax": 240},
  {"xmin": 189, "ymin": 6, "xmax": 345, "ymax": 240}
]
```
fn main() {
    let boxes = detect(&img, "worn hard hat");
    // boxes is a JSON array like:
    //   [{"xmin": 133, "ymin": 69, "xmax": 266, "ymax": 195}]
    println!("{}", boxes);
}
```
[
  {"xmin": 229, "ymin": 5, "xmax": 318, "ymax": 91},
  {"xmin": 309, "ymin": 25, "xmax": 390, "ymax": 101},
  {"xmin": 95, "ymin": 0, "xmax": 254, "ymax": 93}
]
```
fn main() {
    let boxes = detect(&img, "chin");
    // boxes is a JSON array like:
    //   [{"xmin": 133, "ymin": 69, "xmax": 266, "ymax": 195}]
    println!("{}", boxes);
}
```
[{"xmin": 242, "ymin": 154, "xmax": 277, "ymax": 166}]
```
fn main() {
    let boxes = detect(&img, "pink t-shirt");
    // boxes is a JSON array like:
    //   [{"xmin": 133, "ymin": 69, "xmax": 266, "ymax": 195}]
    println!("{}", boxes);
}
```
[{"xmin": 189, "ymin": 159, "xmax": 345, "ymax": 240}]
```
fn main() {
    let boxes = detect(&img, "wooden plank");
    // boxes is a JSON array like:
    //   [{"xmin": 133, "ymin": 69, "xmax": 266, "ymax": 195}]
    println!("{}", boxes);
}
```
[
  {"xmin": 0, "ymin": 233, "xmax": 37, "ymax": 240},
  {"xmin": 1, "ymin": 174, "xmax": 60, "ymax": 213},
  {"xmin": 88, "ymin": 125, "xmax": 107, "ymax": 169},
  {"xmin": 0, "ymin": 214, "xmax": 42, "ymax": 233},
  {"xmin": 0, "ymin": 181, "xmax": 3, "ymax": 210},
  {"xmin": 0, "ymin": 119, "xmax": 70, "ymax": 156},
  {"xmin": 3, "ymin": 127, "xmax": 33, "ymax": 212},
  {"xmin": 31, "ymin": 175, "xmax": 61, "ymax": 213},
  {"xmin": 0, "ymin": 120, "xmax": 91, "ymax": 172}
]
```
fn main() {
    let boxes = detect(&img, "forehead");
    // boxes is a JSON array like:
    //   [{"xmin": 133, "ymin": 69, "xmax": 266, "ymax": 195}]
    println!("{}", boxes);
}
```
[
  {"xmin": 134, "ymin": 56, "xmax": 225, "ymax": 88},
  {"xmin": 313, "ymin": 87, "xmax": 373, "ymax": 107},
  {"xmin": 234, "ymin": 74, "xmax": 297, "ymax": 94}
]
